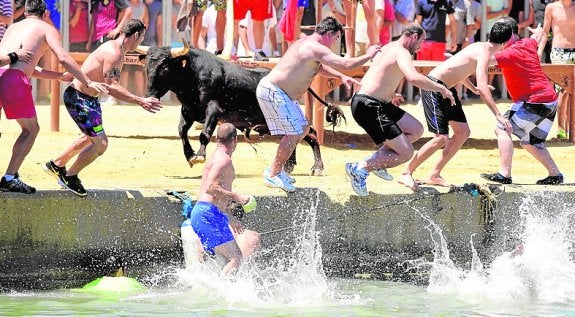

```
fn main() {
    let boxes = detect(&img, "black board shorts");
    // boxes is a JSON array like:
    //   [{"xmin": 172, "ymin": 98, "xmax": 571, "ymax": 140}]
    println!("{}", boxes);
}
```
[{"xmin": 351, "ymin": 93, "xmax": 406, "ymax": 145}]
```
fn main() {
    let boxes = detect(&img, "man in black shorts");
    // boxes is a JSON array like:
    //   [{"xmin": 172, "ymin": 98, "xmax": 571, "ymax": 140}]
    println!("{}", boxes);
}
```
[
  {"xmin": 345, "ymin": 24, "xmax": 454, "ymax": 195},
  {"xmin": 399, "ymin": 21, "xmax": 513, "ymax": 189}
]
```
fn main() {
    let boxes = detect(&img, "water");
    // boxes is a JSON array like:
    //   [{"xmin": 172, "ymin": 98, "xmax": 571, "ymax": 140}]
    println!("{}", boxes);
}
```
[{"xmin": 2, "ymin": 193, "xmax": 575, "ymax": 316}]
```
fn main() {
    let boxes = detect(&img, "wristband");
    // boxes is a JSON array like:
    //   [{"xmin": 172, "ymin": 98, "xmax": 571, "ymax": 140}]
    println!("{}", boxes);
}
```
[{"xmin": 8, "ymin": 52, "xmax": 18, "ymax": 64}]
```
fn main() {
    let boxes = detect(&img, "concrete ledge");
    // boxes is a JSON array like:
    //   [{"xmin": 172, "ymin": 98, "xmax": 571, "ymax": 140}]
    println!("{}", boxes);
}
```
[{"xmin": 1, "ymin": 188, "xmax": 574, "ymax": 290}]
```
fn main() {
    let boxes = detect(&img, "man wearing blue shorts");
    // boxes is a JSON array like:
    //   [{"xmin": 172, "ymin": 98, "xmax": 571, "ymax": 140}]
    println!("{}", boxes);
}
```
[{"xmin": 189, "ymin": 123, "xmax": 261, "ymax": 275}]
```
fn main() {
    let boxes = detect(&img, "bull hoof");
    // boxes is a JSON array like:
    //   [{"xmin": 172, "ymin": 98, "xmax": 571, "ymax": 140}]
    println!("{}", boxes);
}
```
[
  {"xmin": 189, "ymin": 156, "xmax": 206, "ymax": 167},
  {"xmin": 310, "ymin": 168, "xmax": 324, "ymax": 176}
]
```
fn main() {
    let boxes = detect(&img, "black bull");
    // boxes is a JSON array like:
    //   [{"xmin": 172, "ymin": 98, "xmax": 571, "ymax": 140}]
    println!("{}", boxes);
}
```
[{"xmin": 142, "ymin": 45, "xmax": 344, "ymax": 175}]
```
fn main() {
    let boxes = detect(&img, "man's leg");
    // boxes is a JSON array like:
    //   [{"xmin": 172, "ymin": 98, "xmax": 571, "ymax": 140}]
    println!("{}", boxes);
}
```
[
  {"xmin": 424, "ymin": 121, "xmax": 470, "ymax": 186},
  {"xmin": 5, "ymin": 117, "xmax": 40, "ymax": 175},
  {"xmin": 495, "ymin": 127, "xmax": 514, "ymax": 178},
  {"xmin": 215, "ymin": 229, "xmax": 260, "ymax": 275},
  {"xmin": 52, "ymin": 135, "xmax": 92, "ymax": 168},
  {"xmin": 66, "ymin": 133, "xmax": 109, "ymax": 176},
  {"xmin": 521, "ymin": 143, "xmax": 562, "ymax": 177},
  {"xmin": 215, "ymin": 10, "xmax": 226, "ymax": 53},
  {"xmin": 270, "ymin": 125, "xmax": 310, "ymax": 177}
]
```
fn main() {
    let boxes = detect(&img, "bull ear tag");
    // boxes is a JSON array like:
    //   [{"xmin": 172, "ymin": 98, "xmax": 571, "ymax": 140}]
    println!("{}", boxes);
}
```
[{"xmin": 181, "ymin": 59, "xmax": 187, "ymax": 68}]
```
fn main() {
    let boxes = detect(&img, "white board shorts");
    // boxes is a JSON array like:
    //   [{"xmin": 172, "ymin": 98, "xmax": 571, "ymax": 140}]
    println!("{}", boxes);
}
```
[{"xmin": 256, "ymin": 77, "xmax": 309, "ymax": 136}]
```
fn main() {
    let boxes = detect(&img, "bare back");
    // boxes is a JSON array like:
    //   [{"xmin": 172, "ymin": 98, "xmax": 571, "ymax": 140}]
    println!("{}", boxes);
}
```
[
  {"xmin": 197, "ymin": 147, "xmax": 235, "ymax": 211},
  {"xmin": 429, "ymin": 42, "xmax": 498, "ymax": 88},
  {"xmin": 547, "ymin": 1, "xmax": 575, "ymax": 48},
  {"xmin": 266, "ymin": 36, "xmax": 322, "ymax": 99},
  {"xmin": 0, "ymin": 17, "xmax": 56, "ymax": 76},
  {"xmin": 358, "ymin": 42, "xmax": 411, "ymax": 102}
]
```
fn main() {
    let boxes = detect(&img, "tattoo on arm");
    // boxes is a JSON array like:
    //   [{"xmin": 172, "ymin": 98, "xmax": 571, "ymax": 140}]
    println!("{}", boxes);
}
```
[{"xmin": 104, "ymin": 67, "xmax": 121, "ymax": 80}]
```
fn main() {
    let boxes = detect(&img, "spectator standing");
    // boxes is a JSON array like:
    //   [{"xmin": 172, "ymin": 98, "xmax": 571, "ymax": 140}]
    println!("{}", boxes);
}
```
[
  {"xmin": 391, "ymin": 0, "xmax": 415, "ymax": 41},
  {"xmin": 0, "ymin": 0, "xmax": 13, "ymax": 41},
  {"xmin": 415, "ymin": 0, "xmax": 457, "ymax": 61},
  {"xmin": 233, "ymin": 0, "xmax": 274, "ymax": 61},
  {"xmin": 70, "ymin": 0, "xmax": 90, "ymax": 52},
  {"xmin": 485, "ymin": 0, "xmax": 511, "ymax": 39},
  {"xmin": 376, "ymin": 0, "xmax": 395, "ymax": 45},
  {"xmin": 87, "ymin": 0, "xmax": 132, "ymax": 52},
  {"xmin": 342, "ymin": 0, "xmax": 378, "ymax": 56},
  {"xmin": 533, "ymin": 0, "xmax": 553, "ymax": 62},
  {"xmin": 509, "ymin": 0, "xmax": 534, "ymax": 34},
  {"xmin": 120, "ymin": 0, "xmax": 148, "ymax": 97},
  {"xmin": 540, "ymin": 0, "xmax": 574, "ymax": 140},
  {"xmin": 142, "ymin": 0, "xmax": 163, "ymax": 46}
]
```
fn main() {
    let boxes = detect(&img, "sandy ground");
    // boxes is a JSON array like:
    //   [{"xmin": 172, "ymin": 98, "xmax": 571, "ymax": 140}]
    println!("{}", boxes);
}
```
[{"xmin": 0, "ymin": 100, "xmax": 573, "ymax": 199}]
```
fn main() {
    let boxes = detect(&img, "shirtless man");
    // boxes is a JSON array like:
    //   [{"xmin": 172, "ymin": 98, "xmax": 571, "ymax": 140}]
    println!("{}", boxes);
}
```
[
  {"xmin": 43, "ymin": 18, "xmax": 162, "ymax": 197},
  {"xmin": 345, "ymin": 24, "xmax": 455, "ymax": 196},
  {"xmin": 540, "ymin": 0, "xmax": 575, "ymax": 140},
  {"xmin": 0, "ymin": 0, "xmax": 107, "ymax": 194},
  {"xmin": 189, "ymin": 123, "xmax": 260, "ymax": 275},
  {"xmin": 256, "ymin": 16, "xmax": 380, "ymax": 192},
  {"xmin": 400, "ymin": 21, "xmax": 514, "ymax": 189}
]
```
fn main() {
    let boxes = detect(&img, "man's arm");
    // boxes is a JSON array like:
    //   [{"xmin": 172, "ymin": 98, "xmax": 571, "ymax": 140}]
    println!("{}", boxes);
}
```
[
  {"xmin": 0, "ymin": 49, "xmax": 33, "ymax": 67},
  {"xmin": 317, "ymin": 64, "xmax": 360, "ymax": 89},
  {"xmin": 205, "ymin": 160, "xmax": 249, "ymax": 207},
  {"xmin": 396, "ymin": 50, "xmax": 454, "ymax": 103},
  {"xmin": 448, "ymin": 13, "xmax": 457, "ymax": 52},
  {"xmin": 102, "ymin": 51, "xmax": 161, "ymax": 112},
  {"xmin": 45, "ymin": 27, "xmax": 108, "ymax": 93},
  {"xmin": 475, "ymin": 51, "xmax": 511, "ymax": 132},
  {"xmin": 538, "ymin": 4, "xmax": 553, "ymax": 57},
  {"xmin": 315, "ymin": 41, "xmax": 380, "ymax": 70}
]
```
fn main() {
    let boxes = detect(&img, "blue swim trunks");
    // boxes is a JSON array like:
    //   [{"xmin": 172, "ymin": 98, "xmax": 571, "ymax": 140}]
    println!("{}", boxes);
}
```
[
  {"xmin": 190, "ymin": 201, "xmax": 234, "ymax": 254},
  {"xmin": 63, "ymin": 85, "xmax": 104, "ymax": 137},
  {"xmin": 298, "ymin": 0, "xmax": 309, "ymax": 7}
]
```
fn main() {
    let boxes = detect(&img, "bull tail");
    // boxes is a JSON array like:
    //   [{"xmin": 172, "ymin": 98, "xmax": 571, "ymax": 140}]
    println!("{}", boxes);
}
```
[
  {"xmin": 242, "ymin": 128, "xmax": 259, "ymax": 154},
  {"xmin": 307, "ymin": 88, "xmax": 347, "ymax": 134}
]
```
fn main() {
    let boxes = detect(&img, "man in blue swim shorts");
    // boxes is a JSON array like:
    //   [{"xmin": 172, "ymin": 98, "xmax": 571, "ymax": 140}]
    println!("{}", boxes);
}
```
[{"xmin": 189, "ymin": 123, "xmax": 261, "ymax": 275}]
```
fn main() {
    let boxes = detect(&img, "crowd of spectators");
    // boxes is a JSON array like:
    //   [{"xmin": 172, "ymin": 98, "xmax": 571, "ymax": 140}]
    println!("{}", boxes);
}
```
[{"xmin": 0, "ymin": 0, "xmax": 554, "ymax": 103}]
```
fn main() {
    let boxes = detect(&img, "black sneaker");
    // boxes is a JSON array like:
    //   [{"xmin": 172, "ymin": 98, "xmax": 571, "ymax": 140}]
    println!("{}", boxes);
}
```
[
  {"xmin": 536, "ymin": 174, "xmax": 564, "ymax": 185},
  {"xmin": 253, "ymin": 50, "xmax": 269, "ymax": 62},
  {"xmin": 43, "ymin": 160, "xmax": 66, "ymax": 180},
  {"xmin": 0, "ymin": 175, "xmax": 36, "ymax": 194},
  {"xmin": 58, "ymin": 174, "xmax": 87, "ymax": 197},
  {"xmin": 480, "ymin": 172, "xmax": 512, "ymax": 184}
]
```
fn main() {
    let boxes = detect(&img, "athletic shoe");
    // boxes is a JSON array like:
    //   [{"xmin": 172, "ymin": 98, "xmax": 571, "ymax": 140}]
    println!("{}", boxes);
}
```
[
  {"xmin": 372, "ymin": 168, "xmax": 393, "ymax": 181},
  {"xmin": 0, "ymin": 175, "xmax": 36, "ymax": 194},
  {"xmin": 58, "ymin": 174, "xmax": 87, "ymax": 197},
  {"xmin": 253, "ymin": 51, "xmax": 269, "ymax": 62},
  {"xmin": 43, "ymin": 160, "xmax": 66, "ymax": 180},
  {"xmin": 345, "ymin": 162, "xmax": 369, "ymax": 196},
  {"xmin": 557, "ymin": 130, "xmax": 568, "ymax": 140},
  {"xmin": 480, "ymin": 172, "xmax": 512, "ymax": 184},
  {"xmin": 536, "ymin": 174, "xmax": 564, "ymax": 185},
  {"xmin": 264, "ymin": 171, "xmax": 296, "ymax": 193},
  {"xmin": 264, "ymin": 168, "xmax": 295, "ymax": 184}
]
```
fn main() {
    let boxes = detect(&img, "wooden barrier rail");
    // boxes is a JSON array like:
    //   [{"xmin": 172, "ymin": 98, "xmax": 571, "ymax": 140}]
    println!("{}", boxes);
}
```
[{"xmin": 51, "ymin": 54, "xmax": 574, "ymax": 143}]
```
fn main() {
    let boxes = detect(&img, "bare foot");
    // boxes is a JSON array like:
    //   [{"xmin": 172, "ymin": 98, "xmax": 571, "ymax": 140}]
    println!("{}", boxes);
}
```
[
  {"xmin": 398, "ymin": 173, "xmax": 420, "ymax": 191},
  {"xmin": 418, "ymin": 176, "xmax": 452, "ymax": 187}
]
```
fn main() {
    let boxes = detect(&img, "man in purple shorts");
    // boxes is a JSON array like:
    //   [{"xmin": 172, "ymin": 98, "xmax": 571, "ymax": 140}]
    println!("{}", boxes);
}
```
[{"xmin": 43, "ymin": 19, "xmax": 161, "ymax": 197}]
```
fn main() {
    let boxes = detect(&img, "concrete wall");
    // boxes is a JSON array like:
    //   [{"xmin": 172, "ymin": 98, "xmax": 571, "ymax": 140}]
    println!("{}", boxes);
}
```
[{"xmin": 1, "ymin": 188, "xmax": 573, "ymax": 290}]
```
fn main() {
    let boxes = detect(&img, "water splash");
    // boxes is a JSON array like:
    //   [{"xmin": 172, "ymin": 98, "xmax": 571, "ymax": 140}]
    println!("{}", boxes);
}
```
[
  {"xmin": 413, "ymin": 193, "xmax": 575, "ymax": 304},
  {"xmin": 172, "ymin": 189, "xmax": 336, "ymax": 306}
]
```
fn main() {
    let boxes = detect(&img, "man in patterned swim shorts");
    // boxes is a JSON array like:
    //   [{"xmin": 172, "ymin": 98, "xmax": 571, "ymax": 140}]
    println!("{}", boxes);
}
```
[
  {"xmin": 0, "ymin": 0, "xmax": 108, "ymax": 194},
  {"xmin": 481, "ymin": 17, "xmax": 564, "ymax": 185},
  {"xmin": 43, "ymin": 19, "xmax": 162, "ymax": 197}
]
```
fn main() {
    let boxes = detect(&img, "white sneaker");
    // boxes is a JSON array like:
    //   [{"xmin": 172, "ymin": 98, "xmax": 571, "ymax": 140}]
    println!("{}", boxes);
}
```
[
  {"xmin": 264, "ymin": 168, "xmax": 295, "ymax": 184},
  {"xmin": 345, "ymin": 162, "xmax": 369, "ymax": 196},
  {"xmin": 264, "ymin": 172, "xmax": 296, "ymax": 192},
  {"xmin": 372, "ymin": 169, "xmax": 393, "ymax": 181}
]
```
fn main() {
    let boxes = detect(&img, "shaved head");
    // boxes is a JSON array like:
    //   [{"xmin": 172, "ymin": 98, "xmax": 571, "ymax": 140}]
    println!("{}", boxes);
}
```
[{"xmin": 216, "ymin": 123, "xmax": 237, "ymax": 144}]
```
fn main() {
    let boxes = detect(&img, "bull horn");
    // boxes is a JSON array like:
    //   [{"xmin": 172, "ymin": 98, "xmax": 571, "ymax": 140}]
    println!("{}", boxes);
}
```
[
  {"xmin": 135, "ymin": 45, "xmax": 150, "ymax": 54},
  {"xmin": 170, "ymin": 38, "xmax": 190, "ymax": 58}
]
